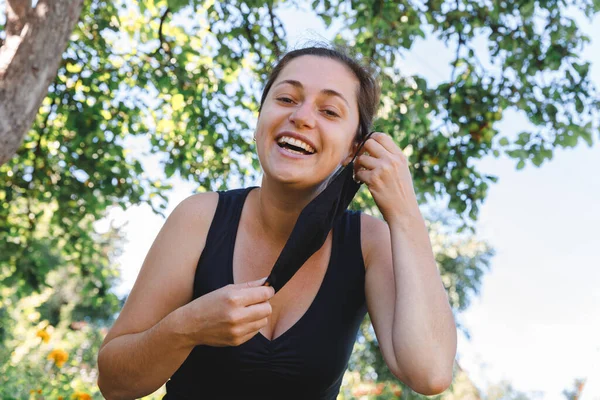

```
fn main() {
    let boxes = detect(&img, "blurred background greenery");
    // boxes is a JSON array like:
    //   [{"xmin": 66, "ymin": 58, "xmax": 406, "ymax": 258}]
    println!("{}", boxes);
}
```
[{"xmin": 1, "ymin": 0, "xmax": 598, "ymax": 398}]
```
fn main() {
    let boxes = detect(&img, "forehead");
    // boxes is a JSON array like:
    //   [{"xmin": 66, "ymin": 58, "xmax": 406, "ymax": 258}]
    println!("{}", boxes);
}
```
[{"xmin": 274, "ymin": 55, "xmax": 359, "ymax": 102}]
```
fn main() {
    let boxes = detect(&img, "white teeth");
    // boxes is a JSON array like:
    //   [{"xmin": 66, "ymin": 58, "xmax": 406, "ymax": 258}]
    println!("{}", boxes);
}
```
[
  {"xmin": 277, "ymin": 136, "xmax": 315, "ymax": 154},
  {"xmin": 282, "ymin": 147, "xmax": 306, "ymax": 155}
]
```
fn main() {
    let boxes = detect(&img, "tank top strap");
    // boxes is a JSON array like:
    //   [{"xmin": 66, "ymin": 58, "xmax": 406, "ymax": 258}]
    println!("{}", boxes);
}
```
[
  {"xmin": 192, "ymin": 186, "xmax": 256, "ymax": 299},
  {"xmin": 327, "ymin": 210, "xmax": 366, "ymax": 302}
]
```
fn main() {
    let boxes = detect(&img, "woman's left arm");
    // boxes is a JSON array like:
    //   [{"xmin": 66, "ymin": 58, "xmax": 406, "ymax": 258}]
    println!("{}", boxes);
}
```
[{"xmin": 354, "ymin": 132, "xmax": 457, "ymax": 395}]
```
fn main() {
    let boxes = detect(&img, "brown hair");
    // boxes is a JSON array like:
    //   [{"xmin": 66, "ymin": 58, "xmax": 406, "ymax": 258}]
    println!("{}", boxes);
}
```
[{"xmin": 259, "ymin": 45, "xmax": 381, "ymax": 142}]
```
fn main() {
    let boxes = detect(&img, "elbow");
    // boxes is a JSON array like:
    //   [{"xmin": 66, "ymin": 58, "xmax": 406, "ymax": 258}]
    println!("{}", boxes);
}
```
[
  {"xmin": 419, "ymin": 373, "xmax": 453, "ymax": 395},
  {"xmin": 97, "ymin": 364, "xmax": 116, "ymax": 400},
  {"xmin": 393, "ymin": 367, "xmax": 453, "ymax": 396},
  {"xmin": 97, "ymin": 375, "xmax": 128, "ymax": 400},
  {"xmin": 97, "ymin": 375, "xmax": 112, "ymax": 400},
  {"xmin": 97, "ymin": 349, "xmax": 109, "ymax": 396},
  {"xmin": 97, "ymin": 349, "xmax": 123, "ymax": 400},
  {"xmin": 97, "ymin": 374, "xmax": 116, "ymax": 400}
]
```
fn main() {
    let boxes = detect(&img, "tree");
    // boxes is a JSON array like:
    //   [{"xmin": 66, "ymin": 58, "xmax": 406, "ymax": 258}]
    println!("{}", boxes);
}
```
[
  {"xmin": 1, "ymin": 0, "xmax": 599, "ymax": 397},
  {"xmin": 3, "ymin": 0, "xmax": 596, "ymax": 300},
  {"xmin": 0, "ymin": 0, "xmax": 84, "ymax": 165}
]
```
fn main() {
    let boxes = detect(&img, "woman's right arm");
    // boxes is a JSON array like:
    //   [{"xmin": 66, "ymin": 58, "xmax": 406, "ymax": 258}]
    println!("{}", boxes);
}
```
[{"xmin": 97, "ymin": 193, "xmax": 274, "ymax": 400}]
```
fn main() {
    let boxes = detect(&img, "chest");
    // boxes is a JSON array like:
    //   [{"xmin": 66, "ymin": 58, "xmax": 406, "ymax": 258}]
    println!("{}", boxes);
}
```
[{"xmin": 232, "ymin": 229, "xmax": 333, "ymax": 342}]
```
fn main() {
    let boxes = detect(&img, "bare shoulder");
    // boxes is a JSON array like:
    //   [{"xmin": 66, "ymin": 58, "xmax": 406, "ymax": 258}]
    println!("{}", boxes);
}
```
[
  {"xmin": 100, "ymin": 192, "xmax": 219, "ymax": 347},
  {"xmin": 169, "ymin": 191, "xmax": 220, "ymax": 234},
  {"xmin": 154, "ymin": 191, "xmax": 220, "ymax": 260},
  {"xmin": 359, "ymin": 213, "xmax": 391, "ymax": 270}
]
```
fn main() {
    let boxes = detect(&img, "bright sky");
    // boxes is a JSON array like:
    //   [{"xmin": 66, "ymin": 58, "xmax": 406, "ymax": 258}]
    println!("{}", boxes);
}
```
[{"xmin": 102, "ymin": 6, "xmax": 600, "ymax": 399}]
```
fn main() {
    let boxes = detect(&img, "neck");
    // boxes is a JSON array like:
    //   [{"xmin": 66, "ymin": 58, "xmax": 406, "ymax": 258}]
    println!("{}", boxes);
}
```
[{"xmin": 251, "ymin": 177, "xmax": 328, "ymax": 245}]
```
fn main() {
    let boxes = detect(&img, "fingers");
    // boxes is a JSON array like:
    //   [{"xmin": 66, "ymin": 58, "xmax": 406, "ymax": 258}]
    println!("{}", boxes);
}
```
[
  {"xmin": 228, "ymin": 277, "xmax": 274, "ymax": 305},
  {"xmin": 234, "ymin": 325, "xmax": 266, "ymax": 346},
  {"xmin": 355, "ymin": 153, "xmax": 379, "ymax": 170},
  {"xmin": 240, "ymin": 317, "xmax": 270, "ymax": 337},
  {"xmin": 354, "ymin": 168, "xmax": 373, "ymax": 186},
  {"xmin": 226, "ymin": 286, "xmax": 274, "ymax": 308},
  {"xmin": 354, "ymin": 132, "xmax": 407, "ymax": 178},
  {"xmin": 361, "ymin": 133, "xmax": 388, "ymax": 158},
  {"xmin": 241, "ymin": 277, "xmax": 269, "ymax": 288},
  {"xmin": 243, "ymin": 301, "xmax": 273, "ymax": 321},
  {"xmin": 369, "ymin": 132, "xmax": 403, "ymax": 155},
  {"xmin": 227, "ymin": 303, "xmax": 271, "ymax": 345}
]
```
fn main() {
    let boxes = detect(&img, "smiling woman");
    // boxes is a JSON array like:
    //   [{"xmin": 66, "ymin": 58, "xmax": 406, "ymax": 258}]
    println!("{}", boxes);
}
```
[{"xmin": 96, "ymin": 45, "xmax": 457, "ymax": 399}]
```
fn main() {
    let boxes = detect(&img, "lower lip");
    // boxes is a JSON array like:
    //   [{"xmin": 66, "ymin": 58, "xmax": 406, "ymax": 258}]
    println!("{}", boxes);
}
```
[{"xmin": 276, "ymin": 144, "xmax": 314, "ymax": 159}]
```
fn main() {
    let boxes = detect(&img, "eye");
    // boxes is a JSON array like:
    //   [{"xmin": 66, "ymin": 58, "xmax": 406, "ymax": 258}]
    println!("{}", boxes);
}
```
[
  {"xmin": 276, "ymin": 97, "xmax": 295, "ymax": 104},
  {"xmin": 322, "ymin": 109, "xmax": 340, "ymax": 118}
]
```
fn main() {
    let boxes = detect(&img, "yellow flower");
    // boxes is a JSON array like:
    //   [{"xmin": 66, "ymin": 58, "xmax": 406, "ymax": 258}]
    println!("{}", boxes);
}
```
[
  {"xmin": 47, "ymin": 349, "xmax": 69, "ymax": 368},
  {"xmin": 36, "ymin": 329, "xmax": 50, "ymax": 343},
  {"xmin": 72, "ymin": 392, "xmax": 91, "ymax": 400},
  {"xmin": 58, "ymin": 397, "xmax": 64, "ymax": 400}
]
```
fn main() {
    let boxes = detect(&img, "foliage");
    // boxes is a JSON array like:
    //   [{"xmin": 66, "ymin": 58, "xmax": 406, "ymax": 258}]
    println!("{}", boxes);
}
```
[
  {"xmin": 0, "ymin": 207, "xmax": 123, "ymax": 397},
  {"xmin": 321, "ymin": 0, "xmax": 600, "ymax": 222},
  {"xmin": 3, "ymin": 0, "xmax": 599, "ymax": 296},
  {"xmin": 0, "ymin": 289, "xmax": 165, "ymax": 400},
  {"xmin": 0, "ymin": 277, "xmax": 106, "ymax": 399},
  {"xmin": 1, "ymin": 0, "xmax": 599, "ymax": 397}
]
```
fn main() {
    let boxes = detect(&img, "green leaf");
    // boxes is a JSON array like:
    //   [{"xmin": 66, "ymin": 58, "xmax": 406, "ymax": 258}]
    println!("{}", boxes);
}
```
[
  {"xmin": 575, "ymin": 95, "xmax": 584, "ymax": 113},
  {"xmin": 167, "ymin": 0, "xmax": 187, "ymax": 13}
]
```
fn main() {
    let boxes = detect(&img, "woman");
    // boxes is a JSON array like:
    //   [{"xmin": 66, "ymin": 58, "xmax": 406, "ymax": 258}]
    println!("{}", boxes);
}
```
[{"xmin": 97, "ymin": 46, "xmax": 457, "ymax": 399}]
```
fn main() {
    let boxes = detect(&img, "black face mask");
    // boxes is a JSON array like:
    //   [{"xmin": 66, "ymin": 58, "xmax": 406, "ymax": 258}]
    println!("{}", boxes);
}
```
[{"xmin": 264, "ymin": 131, "xmax": 374, "ymax": 293}]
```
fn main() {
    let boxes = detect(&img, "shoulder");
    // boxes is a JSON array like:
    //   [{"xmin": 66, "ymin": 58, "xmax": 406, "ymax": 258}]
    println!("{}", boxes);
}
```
[
  {"xmin": 164, "ymin": 191, "xmax": 220, "ymax": 235},
  {"xmin": 359, "ymin": 213, "xmax": 391, "ymax": 270},
  {"xmin": 155, "ymin": 192, "xmax": 221, "ymax": 265},
  {"xmin": 170, "ymin": 192, "xmax": 219, "ymax": 225}
]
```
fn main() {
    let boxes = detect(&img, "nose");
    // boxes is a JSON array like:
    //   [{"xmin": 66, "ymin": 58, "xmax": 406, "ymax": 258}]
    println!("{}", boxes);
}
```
[{"xmin": 288, "ymin": 102, "xmax": 315, "ymax": 129}]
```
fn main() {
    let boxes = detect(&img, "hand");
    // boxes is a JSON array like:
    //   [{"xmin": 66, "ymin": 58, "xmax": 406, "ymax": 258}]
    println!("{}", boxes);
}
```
[
  {"xmin": 354, "ymin": 132, "xmax": 420, "ymax": 223},
  {"xmin": 182, "ymin": 277, "xmax": 274, "ymax": 347}
]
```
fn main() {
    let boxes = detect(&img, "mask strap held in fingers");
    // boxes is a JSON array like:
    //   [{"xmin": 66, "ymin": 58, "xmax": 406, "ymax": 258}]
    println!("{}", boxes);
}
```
[
  {"xmin": 350, "ymin": 131, "xmax": 375, "ymax": 165},
  {"xmin": 330, "ymin": 131, "xmax": 376, "ymax": 182},
  {"xmin": 347, "ymin": 131, "xmax": 375, "ymax": 183}
]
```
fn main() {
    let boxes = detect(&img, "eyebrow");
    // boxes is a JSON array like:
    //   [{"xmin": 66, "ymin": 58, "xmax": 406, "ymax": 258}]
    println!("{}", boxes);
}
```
[{"xmin": 274, "ymin": 79, "xmax": 350, "ymax": 107}]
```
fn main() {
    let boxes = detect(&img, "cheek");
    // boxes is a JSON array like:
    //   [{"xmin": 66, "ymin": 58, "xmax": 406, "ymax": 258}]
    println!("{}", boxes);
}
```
[{"xmin": 256, "ymin": 106, "xmax": 284, "ymax": 133}]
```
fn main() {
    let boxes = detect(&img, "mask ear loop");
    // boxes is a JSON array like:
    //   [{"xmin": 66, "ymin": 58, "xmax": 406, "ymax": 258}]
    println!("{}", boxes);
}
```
[
  {"xmin": 350, "ymin": 131, "xmax": 375, "ymax": 164},
  {"xmin": 349, "ymin": 131, "xmax": 375, "ymax": 183},
  {"xmin": 328, "ymin": 131, "xmax": 376, "ymax": 182}
]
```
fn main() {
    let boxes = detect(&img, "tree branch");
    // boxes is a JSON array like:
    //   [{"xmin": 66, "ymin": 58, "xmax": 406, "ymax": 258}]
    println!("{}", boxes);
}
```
[
  {"xmin": 369, "ymin": 0, "xmax": 383, "ymax": 61},
  {"xmin": 0, "ymin": 0, "xmax": 84, "ymax": 166},
  {"xmin": 6, "ymin": 0, "xmax": 32, "ymax": 37},
  {"xmin": 152, "ymin": 7, "xmax": 171, "ymax": 57},
  {"xmin": 446, "ymin": 0, "xmax": 465, "ymax": 133},
  {"xmin": 267, "ymin": 2, "xmax": 281, "ymax": 59}
]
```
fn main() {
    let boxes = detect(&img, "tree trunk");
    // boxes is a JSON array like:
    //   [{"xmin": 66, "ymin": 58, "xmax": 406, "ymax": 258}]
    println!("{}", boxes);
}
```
[{"xmin": 0, "ymin": 0, "xmax": 83, "ymax": 166}]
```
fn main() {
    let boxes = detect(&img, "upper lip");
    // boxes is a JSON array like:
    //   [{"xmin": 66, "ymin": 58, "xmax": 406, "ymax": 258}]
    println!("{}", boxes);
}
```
[{"xmin": 275, "ymin": 131, "xmax": 318, "ymax": 153}]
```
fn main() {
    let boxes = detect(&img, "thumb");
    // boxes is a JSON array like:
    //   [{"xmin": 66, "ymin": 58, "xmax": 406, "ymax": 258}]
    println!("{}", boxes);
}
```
[{"xmin": 241, "ymin": 276, "xmax": 269, "ymax": 288}]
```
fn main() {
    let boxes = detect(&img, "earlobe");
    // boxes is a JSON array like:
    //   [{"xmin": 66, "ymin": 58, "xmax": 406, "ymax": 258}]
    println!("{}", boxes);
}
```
[
  {"xmin": 342, "ymin": 154, "xmax": 353, "ymax": 167},
  {"xmin": 342, "ymin": 141, "xmax": 360, "ymax": 166}
]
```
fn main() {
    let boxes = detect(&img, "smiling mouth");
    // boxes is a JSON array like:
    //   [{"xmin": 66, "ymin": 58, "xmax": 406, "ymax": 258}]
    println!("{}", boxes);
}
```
[{"xmin": 277, "ymin": 141, "xmax": 314, "ymax": 155}]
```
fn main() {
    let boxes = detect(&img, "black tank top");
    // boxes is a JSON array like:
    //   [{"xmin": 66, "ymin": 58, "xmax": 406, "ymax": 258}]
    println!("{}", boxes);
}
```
[{"xmin": 164, "ymin": 187, "xmax": 368, "ymax": 399}]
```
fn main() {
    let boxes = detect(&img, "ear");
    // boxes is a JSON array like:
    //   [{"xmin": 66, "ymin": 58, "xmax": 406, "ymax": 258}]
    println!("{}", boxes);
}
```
[{"xmin": 342, "ymin": 139, "xmax": 360, "ymax": 166}]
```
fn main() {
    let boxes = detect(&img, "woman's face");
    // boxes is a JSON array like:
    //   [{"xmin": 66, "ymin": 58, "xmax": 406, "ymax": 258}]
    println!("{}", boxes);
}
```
[{"xmin": 255, "ymin": 55, "xmax": 360, "ymax": 189}]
